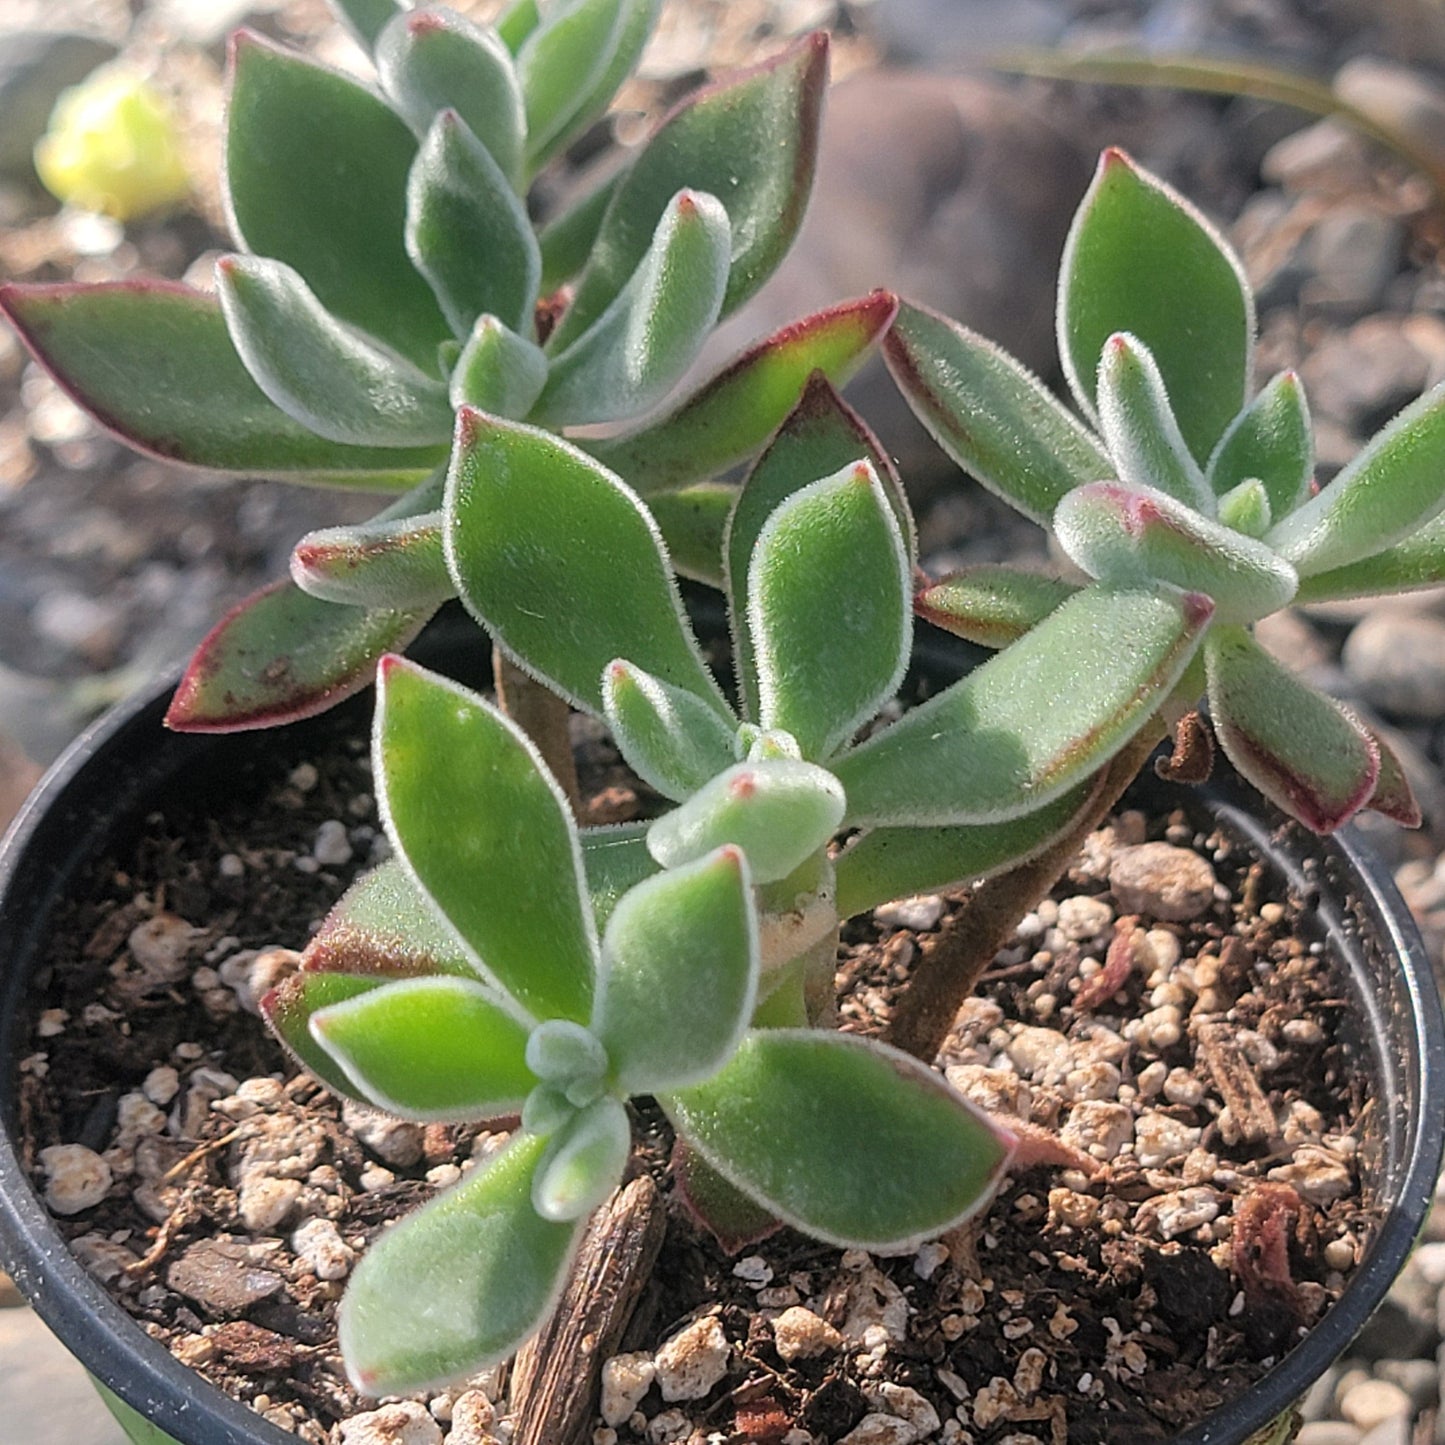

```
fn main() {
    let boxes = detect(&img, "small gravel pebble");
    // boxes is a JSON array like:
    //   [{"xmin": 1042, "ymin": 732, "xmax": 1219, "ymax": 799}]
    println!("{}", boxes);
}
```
[
  {"xmin": 39, "ymin": 1143, "xmax": 111, "ymax": 1214},
  {"xmin": 1109, "ymin": 843, "xmax": 1217, "ymax": 921},
  {"xmin": 654, "ymin": 1315, "xmax": 730, "ymax": 1401},
  {"xmin": 1339, "ymin": 1379, "xmax": 1410, "ymax": 1431},
  {"xmin": 339, "ymin": 1402, "xmax": 442, "ymax": 1445}
]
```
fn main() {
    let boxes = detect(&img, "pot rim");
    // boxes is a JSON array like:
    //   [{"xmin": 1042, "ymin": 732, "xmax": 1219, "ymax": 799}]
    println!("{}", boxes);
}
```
[{"xmin": 1, "ymin": 651, "xmax": 1442, "ymax": 1445}]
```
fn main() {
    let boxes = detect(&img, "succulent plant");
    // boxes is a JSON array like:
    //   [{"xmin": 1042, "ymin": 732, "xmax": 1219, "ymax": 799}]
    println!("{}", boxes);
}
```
[
  {"xmin": 887, "ymin": 146, "xmax": 1444, "ymax": 836},
  {"xmin": 1, "ymin": 0, "xmax": 899, "ymax": 732}
]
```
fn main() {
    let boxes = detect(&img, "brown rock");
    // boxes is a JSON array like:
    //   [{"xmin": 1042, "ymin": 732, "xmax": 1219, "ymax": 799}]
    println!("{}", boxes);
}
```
[{"xmin": 166, "ymin": 1238, "xmax": 284, "ymax": 1315}]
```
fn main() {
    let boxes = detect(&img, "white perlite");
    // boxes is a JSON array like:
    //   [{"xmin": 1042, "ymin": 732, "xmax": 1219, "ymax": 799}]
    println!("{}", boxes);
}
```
[
  {"xmin": 40, "ymin": 1143, "xmax": 112, "ymax": 1214},
  {"xmin": 314, "ymin": 819, "xmax": 354, "ymax": 866},
  {"xmin": 874, "ymin": 894, "xmax": 946, "ymax": 931},
  {"xmin": 292, "ymin": 1217, "xmax": 356, "ymax": 1281},
  {"xmin": 771, "ymin": 1306, "xmax": 843, "ymax": 1362},
  {"xmin": 600, "ymin": 1352, "xmax": 656, "ymax": 1425},
  {"xmin": 339, "ymin": 1402, "xmax": 443, "ymax": 1445},
  {"xmin": 654, "ymin": 1316, "xmax": 729, "ymax": 1401}
]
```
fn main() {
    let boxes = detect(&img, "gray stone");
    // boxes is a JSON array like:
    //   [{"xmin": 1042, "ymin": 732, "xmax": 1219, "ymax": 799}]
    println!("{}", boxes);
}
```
[
  {"xmin": 0, "ymin": 31, "xmax": 118, "ymax": 186},
  {"xmin": 864, "ymin": 0, "xmax": 1069, "ymax": 63},
  {"xmin": 1262, "ymin": 118, "xmax": 1374, "ymax": 195},
  {"xmin": 1300, "ymin": 315, "xmax": 1445, "ymax": 433},
  {"xmin": 1301, "ymin": 207, "xmax": 1405, "ymax": 319},
  {"xmin": 1374, "ymin": 1357, "xmax": 1438, "ymax": 1410},
  {"xmin": 1343, "ymin": 613, "xmax": 1445, "ymax": 720},
  {"xmin": 1339, "ymin": 1377, "xmax": 1410, "ymax": 1431},
  {"xmin": 1335, "ymin": 58, "xmax": 1445, "ymax": 173},
  {"xmin": 1358, "ymin": 1416, "xmax": 1411, "ymax": 1445},
  {"xmin": 1301, "ymin": 1363, "xmax": 1345, "ymax": 1423},
  {"xmin": 1296, "ymin": 1424, "xmax": 1364, "ymax": 1445}
]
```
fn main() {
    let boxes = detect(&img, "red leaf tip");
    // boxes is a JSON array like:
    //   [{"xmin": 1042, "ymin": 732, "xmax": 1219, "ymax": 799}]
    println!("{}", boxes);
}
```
[
  {"xmin": 1182, "ymin": 591, "xmax": 1216, "ymax": 630},
  {"xmin": 717, "ymin": 844, "xmax": 745, "ymax": 869},
  {"xmin": 408, "ymin": 10, "xmax": 447, "ymax": 33},
  {"xmin": 1099, "ymin": 145, "xmax": 1137, "ymax": 175},
  {"xmin": 729, "ymin": 771, "xmax": 758, "ymax": 801}
]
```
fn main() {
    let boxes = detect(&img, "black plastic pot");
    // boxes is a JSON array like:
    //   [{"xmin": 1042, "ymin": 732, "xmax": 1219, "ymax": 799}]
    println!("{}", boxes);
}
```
[{"xmin": 1, "ymin": 618, "xmax": 1442, "ymax": 1445}]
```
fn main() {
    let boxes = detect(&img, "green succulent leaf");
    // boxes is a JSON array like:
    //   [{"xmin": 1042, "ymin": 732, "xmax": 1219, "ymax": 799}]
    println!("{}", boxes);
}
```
[
  {"xmin": 1205, "ymin": 625, "xmax": 1379, "ymax": 833},
  {"xmin": 406, "ymin": 110, "xmax": 541, "ymax": 338},
  {"xmin": 165, "ymin": 581, "xmax": 433, "ymax": 732},
  {"xmin": 1292, "ymin": 511, "xmax": 1445, "ymax": 603},
  {"xmin": 647, "ymin": 483, "xmax": 734, "ymax": 587},
  {"xmin": 834, "ymin": 778, "xmax": 1101, "ymax": 919},
  {"xmin": 339, "ymin": 1132, "xmax": 582, "ymax": 1394},
  {"xmin": 310, "ymin": 976, "xmax": 536, "ymax": 1119},
  {"xmin": 547, "ymin": 32, "xmax": 827, "ymax": 351},
  {"xmin": 592, "ymin": 846, "xmax": 757, "ymax": 1094},
  {"xmin": 216, "ymin": 255, "xmax": 453, "ymax": 447},
  {"xmin": 671, "ymin": 1137, "xmax": 780, "ymax": 1254},
  {"xmin": 532, "ymin": 1096, "xmax": 631, "ymax": 1222},
  {"xmin": 647, "ymin": 758, "xmax": 845, "ymax": 884},
  {"xmin": 602, "ymin": 660, "xmax": 739, "ymax": 801},
  {"xmin": 329, "ymin": 0, "xmax": 401, "ymax": 50},
  {"xmin": 1364, "ymin": 726, "xmax": 1423, "ymax": 827},
  {"xmin": 1208, "ymin": 369, "xmax": 1312, "ymax": 516},
  {"xmin": 446, "ymin": 410, "xmax": 728, "ymax": 716},
  {"xmin": 1096, "ymin": 332, "xmax": 1212, "ymax": 510},
  {"xmin": 226, "ymin": 32, "xmax": 449, "ymax": 370},
  {"xmin": 0, "ymin": 282, "xmax": 445, "ymax": 481},
  {"xmin": 1054, "ymin": 480, "xmax": 1298, "ymax": 625},
  {"xmin": 292, "ymin": 510, "xmax": 452, "ymax": 611},
  {"xmin": 1266, "ymin": 381, "xmax": 1445, "ymax": 576},
  {"xmin": 539, "ymin": 172, "xmax": 621, "ymax": 292},
  {"xmin": 750, "ymin": 461, "xmax": 910, "ymax": 760},
  {"xmin": 833, "ymin": 583, "xmax": 1212, "ymax": 826},
  {"xmin": 525, "ymin": 1019, "xmax": 609, "ymax": 1091},
  {"xmin": 1059, "ymin": 148, "xmax": 1252, "ymax": 464},
  {"xmin": 665, "ymin": 1030, "xmax": 1014, "ymax": 1250},
  {"xmin": 586, "ymin": 293, "xmax": 899, "ymax": 495},
  {"xmin": 260, "ymin": 971, "xmax": 389, "ymax": 1100},
  {"xmin": 532, "ymin": 189, "xmax": 731, "ymax": 427},
  {"xmin": 728, "ymin": 373, "xmax": 910, "ymax": 720},
  {"xmin": 883, "ymin": 300, "xmax": 1112, "ymax": 526},
  {"xmin": 375, "ymin": 656, "xmax": 597, "ymax": 1022},
  {"xmin": 496, "ymin": 0, "xmax": 541, "ymax": 52},
  {"xmin": 915, "ymin": 566, "xmax": 1079, "ymax": 650},
  {"xmin": 376, "ymin": 7, "xmax": 525, "ymax": 188},
  {"xmin": 449, "ymin": 314, "xmax": 549, "ymax": 416},
  {"xmin": 581, "ymin": 823, "xmax": 660, "ymax": 931},
  {"xmin": 1216, "ymin": 478, "xmax": 1272, "ymax": 537}
]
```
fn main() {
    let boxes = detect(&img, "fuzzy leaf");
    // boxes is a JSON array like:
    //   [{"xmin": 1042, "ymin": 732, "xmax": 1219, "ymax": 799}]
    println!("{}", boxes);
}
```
[
  {"xmin": 1266, "ymin": 382, "xmax": 1445, "ymax": 575},
  {"xmin": 602, "ymin": 660, "xmax": 738, "ymax": 801},
  {"xmin": 165, "ymin": 581, "xmax": 432, "ymax": 732},
  {"xmin": 593, "ymin": 846, "xmax": 757, "ymax": 1093},
  {"xmin": 532, "ymin": 1097, "xmax": 631, "ymax": 1222},
  {"xmin": 261, "ymin": 971, "xmax": 389, "ymax": 1099},
  {"xmin": 539, "ymin": 173, "xmax": 620, "ymax": 291},
  {"xmin": 1292, "ymin": 511, "xmax": 1445, "ymax": 603},
  {"xmin": 449, "ymin": 314, "xmax": 548, "ymax": 415},
  {"xmin": 310, "ymin": 976, "xmax": 535, "ymax": 1119},
  {"xmin": 330, "ymin": 0, "xmax": 401, "ymax": 49},
  {"xmin": 1054, "ymin": 480, "xmax": 1297, "ymax": 625},
  {"xmin": 884, "ymin": 300, "xmax": 1111, "ymax": 526},
  {"xmin": 0, "ymin": 282, "xmax": 445, "ymax": 480},
  {"xmin": 216, "ymin": 255, "xmax": 453, "ymax": 447},
  {"xmin": 728, "ymin": 374, "xmax": 910, "ymax": 720},
  {"xmin": 547, "ymin": 33, "xmax": 827, "ymax": 350},
  {"xmin": 1208, "ymin": 369, "xmax": 1312, "ymax": 516},
  {"xmin": 833, "ymin": 584, "xmax": 1212, "ymax": 826},
  {"xmin": 580, "ymin": 824, "xmax": 659, "ymax": 931},
  {"xmin": 647, "ymin": 483, "xmax": 733, "ymax": 587},
  {"xmin": 834, "ymin": 779, "xmax": 1099, "ymax": 919},
  {"xmin": 1365, "ymin": 727, "xmax": 1423, "ymax": 828},
  {"xmin": 496, "ymin": 0, "xmax": 540, "ymax": 51},
  {"xmin": 1216, "ymin": 478, "xmax": 1272, "ymax": 537},
  {"xmin": 750, "ymin": 461, "xmax": 910, "ymax": 759},
  {"xmin": 671, "ymin": 1138, "xmax": 780, "ymax": 1254},
  {"xmin": 1206, "ymin": 625, "xmax": 1379, "ymax": 833},
  {"xmin": 647, "ymin": 759, "xmax": 844, "ymax": 884},
  {"xmin": 1096, "ymin": 332, "xmax": 1211, "ymax": 510},
  {"xmin": 377, "ymin": 8, "xmax": 525, "ymax": 187},
  {"xmin": 915, "ymin": 566, "xmax": 1079, "ymax": 650},
  {"xmin": 339, "ymin": 1132, "xmax": 581, "ymax": 1394},
  {"xmin": 446, "ymin": 411, "xmax": 727, "ymax": 716},
  {"xmin": 1059, "ymin": 148, "xmax": 1252, "ymax": 464},
  {"xmin": 376, "ymin": 657, "xmax": 597, "ymax": 1022},
  {"xmin": 532, "ymin": 189, "xmax": 730, "ymax": 426},
  {"xmin": 292, "ymin": 511, "xmax": 452, "ymax": 610},
  {"xmin": 665, "ymin": 1031, "xmax": 1013, "ymax": 1250},
  {"xmin": 406, "ymin": 110, "xmax": 540, "ymax": 338},
  {"xmin": 225, "ymin": 32, "xmax": 449, "ymax": 370},
  {"xmin": 585, "ymin": 293, "xmax": 898, "ymax": 494}
]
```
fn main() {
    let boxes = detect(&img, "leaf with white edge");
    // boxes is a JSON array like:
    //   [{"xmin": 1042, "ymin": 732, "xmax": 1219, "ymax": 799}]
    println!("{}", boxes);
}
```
[
  {"xmin": 165, "ymin": 581, "xmax": 433, "ymax": 732},
  {"xmin": 834, "ymin": 779, "xmax": 1100, "ymax": 919},
  {"xmin": 915, "ymin": 566, "xmax": 1079, "ymax": 650},
  {"xmin": 449, "ymin": 314, "xmax": 548, "ymax": 416},
  {"xmin": 647, "ymin": 758, "xmax": 844, "ymax": 884},
  {"xmin": 1216, "ymin": 478, "xmax": 1271, "ymax": 538},
  {"xmin": 1365, "ymin": 726, "xmax": 1423, "ymax": 828},
  {"xmin": 1096, "ymin": 332, "xmax": 1212, "ymax": 510},
  {"xmin": 532, "ymin": 1096, "xmax": 631, "ymax": 1222},
  {"xmin": 1208, "ymin": 369, "xmax": 1312, "ymax": 516},
  {"xmin": 532, "ymin": 190, "xmax": 729, "ymax": 427},
  {"xmin": 496, "ymin": 0, "xmax": 540, "ymax": 51},
  {"xmin": 329, "ymin": 0, "xmax": 400, "ymax": 50},
  {"xmin": 406, "ymin": 111, "xmax": 540, "ymax": 338},
  {"xmin": 310, "ymin": 976, "xmax": 535, "ymax": 1119},
  {"xmin": 1266, "ymin": 382, "xmax": 1445, "ymax": 575},
  {"xmin": 261, "ymin": 971, "xmax": 389, "ymax": 1099},
  {"xmin": 1054, "ymin": 480, "xmax": 1297, "ymax": 625},
  {"xmin": 446, "ymin": 410, "xmax": 728, "ymax": 716},
  {"xmin": 339, "ymin": 1132, "xmax": 581, "ymax": 1394},
  {"xmin": 539, "ymin": 173, "xmax": 620, "ymax": 291},
  {"xmin": 728, "ymin": 374, "xmax": 910, "ymax": 721},
  {"xmin": 293, "ymin": 510, "xmax": 451, "ymax": 609},
  {"xmin": 671, "ymin": 1137, "xmax": 780, "ymax": 1254},
  {"xmin": 833, "ymin": 584, "xmax": 1212, "ymax": 826},
  {"xmin": 581, "ymin": 823, "xmax": 659, "ymax": 931},
  {"xmin": 664, "ymin": 1030, "xmax": 1014, "ymax": 1250},
  {"xmin": 586, "ymin": 293, "xmax": 899, "ymax": 495},
  {"xmin": 647, "ymin": 483, "xmax": 733, "ymax": 587},
  {"xmin": 1206, "ymin": 625, "xmax": 1379, "ymax": 833},
  {"xmin": 1060, "ymin": 148, "xmax": 1251, "ymax": 463},
  {"xmin": 225, "ymin": 32, "xmax": 449, "ymax": 370},
  {"xmin": 593, "ymin": 846, "xmax": 757, "ymax": 1094},
  {"xmin": 376, "ymin": 8, "xmax": 525, "ymax": 187},
  {"xmin": 888, "ymin": 306, "xmax": 1114, "ymax": 528},
  {"xmin": 1292, "ymin": 511, "xmax": 1445, "ymax": 603},
  {"xmin": 750, "ymin": 462, "xmax": 910, "ymax": 760},
  {"xmin": 0, "ymin": 282, "xmax": 446, "ymax": 480},
  {"xmin": 547, "ymin": 33, "xmax": 827, "ymax": 350},
  {"xmin": 376, "ymin": 657, "xmax": 597, "ymax": 1021},
  {"xmin": 603, "ymin": 660, "xmax": 738, "ymax": 801},
  {"xmin": 216, "ymin": 255, "xmax": 453, "ymax": 447}
]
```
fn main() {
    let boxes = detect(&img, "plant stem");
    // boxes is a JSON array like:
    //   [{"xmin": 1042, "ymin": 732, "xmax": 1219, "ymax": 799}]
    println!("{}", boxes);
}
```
[
  {"xmin": 494, "ymin": 645, "xmax": 582, "ymax": 815},
  {"xmin": 884, "ymin": 724, "xmax": 1166, "ymax": 1063}
]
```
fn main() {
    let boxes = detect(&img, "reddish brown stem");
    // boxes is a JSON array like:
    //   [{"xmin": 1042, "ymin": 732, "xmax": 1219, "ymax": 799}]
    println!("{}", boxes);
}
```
[
  {"xmin": 494, "ymin": 645, "xmax": 581, "ymax": 816},
  {"xmin": 884, "ymin": 724, "xmax": 1166, "ymax": 1063}
]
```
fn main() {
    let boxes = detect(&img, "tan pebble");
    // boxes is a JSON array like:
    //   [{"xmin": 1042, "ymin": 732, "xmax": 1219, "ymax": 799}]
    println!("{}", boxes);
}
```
[
  {"xmin": 1135, "ymin": 1061, "xmax": 1167, "ymax": 1098},
  {"xmin": 343, "ymin": 1101, "xmax": 425, "ymax": 1167},
  {"xmin": 972, "ymin": 1378, "xmax": 1019, "ymax": 1429},
  {"xmin": 1048, "ymin": 1302, "xmax": 1078, "ymax": 1340},
  {"xmin": 838, "ymin": 1414, "xmax": 918, "ymax": 1445},
  {"xmin": 1339, "ymin": 1378, "xmax": 1410, "ymax": 1430},
  {"xmin": 945, "ymin": 1064, "xmax": 1032, "ymax": 1117},
  {"xmin": 1282, "ymin": 1018, "xmax": 1323, "ymax": 1046},
  {"xmin": 1005, "ymin": 1026, "xmax": 1073, "ymax": 1082},
  {"xmin": 36, "ymin": 1008, "xmax": 68, "ymax": 1037},
  {"xmin": 339, "ymin": 1402, "xmax": 442, "ymax": 1445},
  {"xmin": 1059, "ymin": 1101, "xmax": 1133, "ymax": 1160},
  {"xmin": 1134, "ymin": 1112, "xmax": 1201, "ymax": 1168},
  {"xmin": 1162, "ymin": 1068, "xmax": 1205, "ymax": 1106},
  {"xmin": 128, "ymin": 913, "xmax": 204, "ymax": 982},
  {"xmin": 1048, "ymin": 1188, "xmax": 1100, "ymax": 1230},
  {"xmin": 645, "ymin": 1408, "xmax": 691, "ymax": 1444},
  {"xmin": 1268, "ymin": 1146, "xmax": 1353, "ymax": 1204},
  {"xmin": 863, "ymin": 1382, "xmax": 940, "ymax": 1435},
  {"xmin": 292, "ymin": 1217, "xmax": 356, "ymax": 1281},
  {"xmin": 600, "ymin": 1352, "xmax": 656, "ymax": 1425},
  {"xmin": 1110, "ymin": 844, "xmax": 1216, "ymax": 922},
  {"xmin": 40, "ymin": 1143, "xmax": 111, "ymax": 1214},
  {"xmin": 1014, "ymin": 1347, "xmax": 1047, "ymax": 1398},
  {"xmin": 142, "ymin": 1066, "xmax": 180, "ymax": 1106},
  {"xmin": 444, "ymin": 1390, "xmax": 497, "ymax": 1445},
  {"xmin": 1136, "ymin": 1188, "xmax": 1220, "ymax": 1240},
  {"xmin": 1145, "ymin": 929, "xmax": 1181, "ymax": 971},
  {"xmin": 238, "ymin": 1176, "xmax": 302, "ymax": 1233},
  {"xmin": 913, "ymin": 1241, "xmax": 949, "ymax": 1280},
  {"xmin": 1057, "ymin": 895, "xmax": 1114, "ymax": 941},
  {"xmin": 654, "ymin": 1316, "xmax": 729, "ymax": 1401},
  {"xmin": 840, "ymin": 1261, "xmax": 910, "ymax": 1346},
  {"xmin": 1060, "ymin": 1060, "xmax": 1121, "ymax": 1103},
  {"xmin": 1324, "ymin": 1235, "xmax": 1357, "ymax": 1271}
]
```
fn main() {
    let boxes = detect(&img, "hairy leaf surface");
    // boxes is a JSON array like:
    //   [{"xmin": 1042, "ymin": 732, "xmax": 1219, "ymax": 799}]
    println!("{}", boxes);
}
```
[
  {"xmin": 603, "ymin": 660, "xmax": 738, "ymax": 801},
  {"xmin": 914, "ymin": 566, "xmax": 1078, "ymax": 649},
  {"xmin": 1208, "ymin": 369, "xmax": 1312, "ymax": 516}
]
